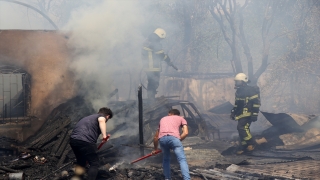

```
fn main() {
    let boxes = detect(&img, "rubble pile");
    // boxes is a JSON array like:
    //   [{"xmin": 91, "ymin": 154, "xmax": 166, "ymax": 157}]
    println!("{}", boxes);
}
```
[
  {"xmin": 0, "ymin": 96, "xmax": 214, "ymax": 179},
  {"xmin": 1, "ymin": 98, "xmax": 320, "ymax": 179},
  {"xmin": 0, "ymin": 97, "xmax": 93, "ymax": 179}
]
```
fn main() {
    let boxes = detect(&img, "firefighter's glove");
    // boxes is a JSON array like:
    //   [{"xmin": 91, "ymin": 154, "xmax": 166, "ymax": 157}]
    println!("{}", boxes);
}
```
[
  {"xmin": 168, "ymin": 62, "xmax": 178, "ymax": 71},
  {"xmin": 230, "ymin": 109, "xmax": 235, "ymax": 120},
  {"xmin": 172, "ymin": 64, "xmax": 178, "ymax": 71},
  {"xmin": 251, "ymin": 116, "xmax": 258, "ymax": 122}
]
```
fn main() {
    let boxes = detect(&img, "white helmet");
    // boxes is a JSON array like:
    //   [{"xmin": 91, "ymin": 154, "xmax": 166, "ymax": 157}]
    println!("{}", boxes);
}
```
[
  {"xmin": 234, "ymin": 73, "xmax": 248, "ymax": 83},
  {"xmin": 154, "ymin": 28, "xmax": 166, "ymax": 39}
]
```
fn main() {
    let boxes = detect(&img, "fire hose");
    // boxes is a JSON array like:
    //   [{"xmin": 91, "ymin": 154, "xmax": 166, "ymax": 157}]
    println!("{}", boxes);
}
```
[{"xmin": 130, "ymin": 149, "xmax": 162, "ymax": 164}]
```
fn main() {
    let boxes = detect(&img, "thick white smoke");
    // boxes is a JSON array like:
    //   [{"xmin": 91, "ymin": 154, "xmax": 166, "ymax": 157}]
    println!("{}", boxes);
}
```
[
  {"xmin": 64, "ymin": 1, "xmax": 146, "ymax": 110},
  {"xmin": 63, "ymin": 1, "xmax": 160, "ymax": 132}
]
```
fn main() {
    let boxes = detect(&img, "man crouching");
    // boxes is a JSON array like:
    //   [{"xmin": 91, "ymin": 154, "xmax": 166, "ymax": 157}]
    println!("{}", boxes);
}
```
[{"xmin": 69, "ymin": 107, "xmax": 113, "ymax": 180}]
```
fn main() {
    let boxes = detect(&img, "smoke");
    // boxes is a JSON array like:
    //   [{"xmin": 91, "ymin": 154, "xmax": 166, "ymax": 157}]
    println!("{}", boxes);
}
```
[
  {"xmin": 62, "ymin": 0, "xmax": 177, "ymax": 134},
  {"xmin": 63, "ymin": 0, "xmax": 148, "ymax": 111}
]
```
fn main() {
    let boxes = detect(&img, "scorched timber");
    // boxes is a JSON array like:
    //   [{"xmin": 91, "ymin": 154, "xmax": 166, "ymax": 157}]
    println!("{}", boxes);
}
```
[{"xmin": 50, "ymin": 128, "xmax": 67, "ymax": 156}]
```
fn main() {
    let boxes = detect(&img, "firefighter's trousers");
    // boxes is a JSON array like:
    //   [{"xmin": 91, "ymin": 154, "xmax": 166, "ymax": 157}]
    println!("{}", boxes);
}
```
[
  {"xmin": 237, "ymin": 117, "xmax": 255, "ymax": 148},
  {"xmin": 146, "ymin": 71, "xmax": 160, "ymax": 99}
]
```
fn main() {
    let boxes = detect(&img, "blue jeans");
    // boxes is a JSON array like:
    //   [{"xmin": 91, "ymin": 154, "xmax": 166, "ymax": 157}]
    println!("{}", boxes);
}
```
[{"xmin": 159, "ymin": 135, "xmax": 190, "ymax": 180}]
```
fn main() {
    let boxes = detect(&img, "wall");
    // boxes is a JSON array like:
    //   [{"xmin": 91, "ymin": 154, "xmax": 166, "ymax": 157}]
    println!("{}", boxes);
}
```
[
  {"xmin": 0, "ymin": 30, "xmax": 76, "ymax": 140},
  {"xmin": 159, "ymin": 76, "xmax": 235, "ymax": 111}
]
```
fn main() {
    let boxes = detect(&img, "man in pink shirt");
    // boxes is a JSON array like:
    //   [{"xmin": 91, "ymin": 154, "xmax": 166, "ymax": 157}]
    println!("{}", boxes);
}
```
[{"xmin": 152, "ymin": 109, "xmax": 190, "ymax": 180}]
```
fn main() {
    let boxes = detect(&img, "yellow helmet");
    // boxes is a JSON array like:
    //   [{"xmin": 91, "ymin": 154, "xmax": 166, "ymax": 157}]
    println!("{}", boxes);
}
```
[
  {"xmin": 234, "ymin": 73, "xmax": 248, "ymax": 83},
  {"xmin": 154, "ymin": 28, "xmax": 166, "ymax": 39}
]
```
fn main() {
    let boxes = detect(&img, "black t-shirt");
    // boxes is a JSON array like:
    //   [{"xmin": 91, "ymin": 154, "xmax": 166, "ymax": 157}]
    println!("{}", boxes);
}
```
[{"xmin": 70, "ymin": 114, "xmax": 104, "ymax": 144}]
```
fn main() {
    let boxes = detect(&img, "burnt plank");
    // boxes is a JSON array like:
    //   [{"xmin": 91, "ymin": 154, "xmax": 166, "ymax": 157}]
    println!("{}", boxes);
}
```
[
  {"xmin": 55, "ymin": 130, "xmax": 71, "ymax": 157},
  {"xmin": 33, "ymin": 118, "xmax": 70, "ymax": 149},
  {"xmin": 56, "ymin": 145, "xmax": 71, "ymax": 167},
  {"xmin": 50, "ymin": 128, "xmax": 67, "ymax": 155}
]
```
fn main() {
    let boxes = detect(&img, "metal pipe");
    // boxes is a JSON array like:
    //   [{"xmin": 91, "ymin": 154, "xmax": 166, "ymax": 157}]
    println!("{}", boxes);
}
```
[
  {"xmin": 1, "ymin": 74, "xmax": 3, "ymax": 122},
  {"xmin": 138, "ymin": 85, "xmax": 144, "ymax": 156}
]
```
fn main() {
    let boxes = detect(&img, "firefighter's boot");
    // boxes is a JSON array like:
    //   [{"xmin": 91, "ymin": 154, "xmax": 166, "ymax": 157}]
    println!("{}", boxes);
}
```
[
  {"xmin": 236, "ymin": 150, "xmax": 244, "ymax": 155},
  {"xmin": 247, "ymin": 145, "xmax": 255, "ymax": 151},
  {"xmin": 147, "ymin": 90, "xmax": 155, "ymax": 100},
  {"xmin": 236, "ymin": 145, "xmax": 246, "ymax": 155}
]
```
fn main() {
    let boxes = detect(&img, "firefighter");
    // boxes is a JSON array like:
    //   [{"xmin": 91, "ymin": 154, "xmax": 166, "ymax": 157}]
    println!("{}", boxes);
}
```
[
  {"xmin": 142, "ymin": 28, "xmax": 179, "ymax": 99},
  {"xmin": 230, "ymin": 73, "xmax": 261, "ymax": 155}
]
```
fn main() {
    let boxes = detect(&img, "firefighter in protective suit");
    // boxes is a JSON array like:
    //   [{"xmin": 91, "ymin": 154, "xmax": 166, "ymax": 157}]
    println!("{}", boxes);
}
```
[
  {"xmin": 230, "ymin": 73, "xmax": 261, "ymax": 154},
  {"xmin": 142, "ymin": 28, "xmax": 179, "ymax": 99}
]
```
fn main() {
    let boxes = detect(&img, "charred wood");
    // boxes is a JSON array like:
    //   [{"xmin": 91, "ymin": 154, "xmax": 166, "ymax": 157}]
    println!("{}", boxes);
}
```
[
  {"xmin": 41, "ymin": 140, "xmax": 57, "ymax": 151},
  {"xmin": 55, "ymin": 130, "xmax": 71, "ymax": 157},
  {"xmin": 31, "ymin": 118, "xmax": 70, "ymax": 149},
  {"xmin": 56, "ymin": 145, "xmax": 71, "ymax": 168},
  {"xmin": 50, "ymin": 128, "xmax": 67, "ymax": 155},
  {"xmin": 0, "ymin": 166, "xmax": 19, "ymax": 173}
]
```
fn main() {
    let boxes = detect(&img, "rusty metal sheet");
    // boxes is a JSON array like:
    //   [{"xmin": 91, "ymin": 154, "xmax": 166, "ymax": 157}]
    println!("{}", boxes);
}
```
[
  {"xmin": 276, "ymin": 128, "xmax": 320, "ymax": 150},
  {"xmin": 261, "ymin": 111, "xmax": 311, "ymax": 129}
]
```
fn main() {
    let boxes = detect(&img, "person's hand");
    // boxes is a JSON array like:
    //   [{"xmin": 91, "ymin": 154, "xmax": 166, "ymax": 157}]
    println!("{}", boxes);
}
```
[
  {"xmin": 151, "ymin": 149, "xmax": 160, "ymax": 155},
  {"xmin": 230, "ymin": 109, "xmax": 235, "ymax": 120},
  {"xmin": 102, "ymin": 134, "xmax": 110, "ymax": 142}
]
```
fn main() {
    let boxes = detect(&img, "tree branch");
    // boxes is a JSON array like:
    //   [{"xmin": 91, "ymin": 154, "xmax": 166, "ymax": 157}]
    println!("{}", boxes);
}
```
[
  {"xmin": 238, "ymin": 2, "xmax": 254, "ymax": 81},
  {"xmin": 0, "ymin": 0, "xmax": 58, "ymax": 30},
  {"xmin": 270, "ymin": 28, "xmax": 301, "ymax": 43},
  {"xmin": 209, "ymin": 6, "xmax": 232, "ymax": 47}
]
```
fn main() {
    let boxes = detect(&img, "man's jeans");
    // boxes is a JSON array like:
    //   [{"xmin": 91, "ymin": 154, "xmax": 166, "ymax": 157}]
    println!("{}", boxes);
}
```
[{"xmin": 159, "ymin": 135, "xmax": 190, "ymax": 180}]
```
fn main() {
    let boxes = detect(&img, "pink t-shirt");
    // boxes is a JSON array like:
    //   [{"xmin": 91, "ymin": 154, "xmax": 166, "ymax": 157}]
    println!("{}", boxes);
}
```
[{"xmin": 158, "ymin": 115, "xmax": 188, "ymax": 139}]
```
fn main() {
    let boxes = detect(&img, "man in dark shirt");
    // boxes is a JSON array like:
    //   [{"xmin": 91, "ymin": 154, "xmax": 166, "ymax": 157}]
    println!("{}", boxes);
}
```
[{"xmin": 70, "ymin": 107, "xmax": 113, "ymax": 180}]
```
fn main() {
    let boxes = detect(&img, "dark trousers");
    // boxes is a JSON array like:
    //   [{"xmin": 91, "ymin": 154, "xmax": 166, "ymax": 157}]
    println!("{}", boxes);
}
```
[
  {"xmin": 146, "ymin": 71, "xmax": 160, "ymax": 99},
  {"xmin": 237, "ymin": 117, "xmax": 255, "ymax": 148},
  {"xmin": 70, "ymin": 138, "xmax": 99, "ymax": 180}
]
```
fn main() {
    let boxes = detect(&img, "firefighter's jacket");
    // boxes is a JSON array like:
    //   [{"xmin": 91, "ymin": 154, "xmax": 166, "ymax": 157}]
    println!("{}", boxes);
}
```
[
  {"xmin": 233, "ymin": 85, "xmax": 261, "ymax": 120},
  {"xmin": 142, "ymin": 38, "xmax": 171, "ymax": 72}
]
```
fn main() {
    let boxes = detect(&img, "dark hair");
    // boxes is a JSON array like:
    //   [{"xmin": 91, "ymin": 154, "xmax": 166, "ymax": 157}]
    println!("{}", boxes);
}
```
[
  {"xmin": 98, "ymin": 107, "xmax": 113, "ymax": 119},
  {"xmin": 168, "ymin": 109, "xmax": 180, "ymax": 116}
]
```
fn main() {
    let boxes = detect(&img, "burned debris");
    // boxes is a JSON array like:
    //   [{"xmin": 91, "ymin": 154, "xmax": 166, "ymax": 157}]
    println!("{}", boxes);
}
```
[
  {"xmin": 1, "ymin": 96, "xmax": 320, "ymax": 179},
  {"xmin": 0, "ymin": 96, "xmax": 218, "ymax": 180},
  {"xmin": 0, "ymin": 0, "xmax": 319, "ymax": 179}
]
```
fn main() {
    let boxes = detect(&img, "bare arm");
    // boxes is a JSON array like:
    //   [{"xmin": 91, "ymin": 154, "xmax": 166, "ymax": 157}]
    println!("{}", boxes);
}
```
[
  {"xmin": 180, "ymin": 125, "xmax": 188, "ymax": 141},
  {"xmin": 153, "ymin": 129, "xmax": 159, "ymax": 150},
  {"xmin": 98, "ymin": 117, "xmax": 107, "ymax": 139}
]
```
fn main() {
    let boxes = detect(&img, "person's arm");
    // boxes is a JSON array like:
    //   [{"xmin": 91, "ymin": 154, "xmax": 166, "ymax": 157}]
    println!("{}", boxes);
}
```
[
  {"xmin": 164, "ymin": 56, "xmax": 178, "ymax": 71},
  {"xmin": 152, "ymin": 129, "xmax": 160, "ymax": 155},
  {"xmin": 231, "ymin": 94, "xmax": 237, "ymax": 120},
  {"xmin": 98, "ymin": 117, "xmax": 107, "ymax": 139},
  {"xmin": 249, "ymin": 86, "xmax": 261, "ymax": 122},
  {"xmin": 180, "ymin": 125, "xmax": 188, "ymax": 141}
]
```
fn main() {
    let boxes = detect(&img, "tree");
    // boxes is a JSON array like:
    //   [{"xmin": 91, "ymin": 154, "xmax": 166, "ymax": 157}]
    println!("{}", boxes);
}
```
[
  {"xmin": 207, "ymin": 0, "xmax": 292, "ymax": 85},
  {"xmin": 262, "ymin": 0, "xmax": 320, "ymax": 113}
]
